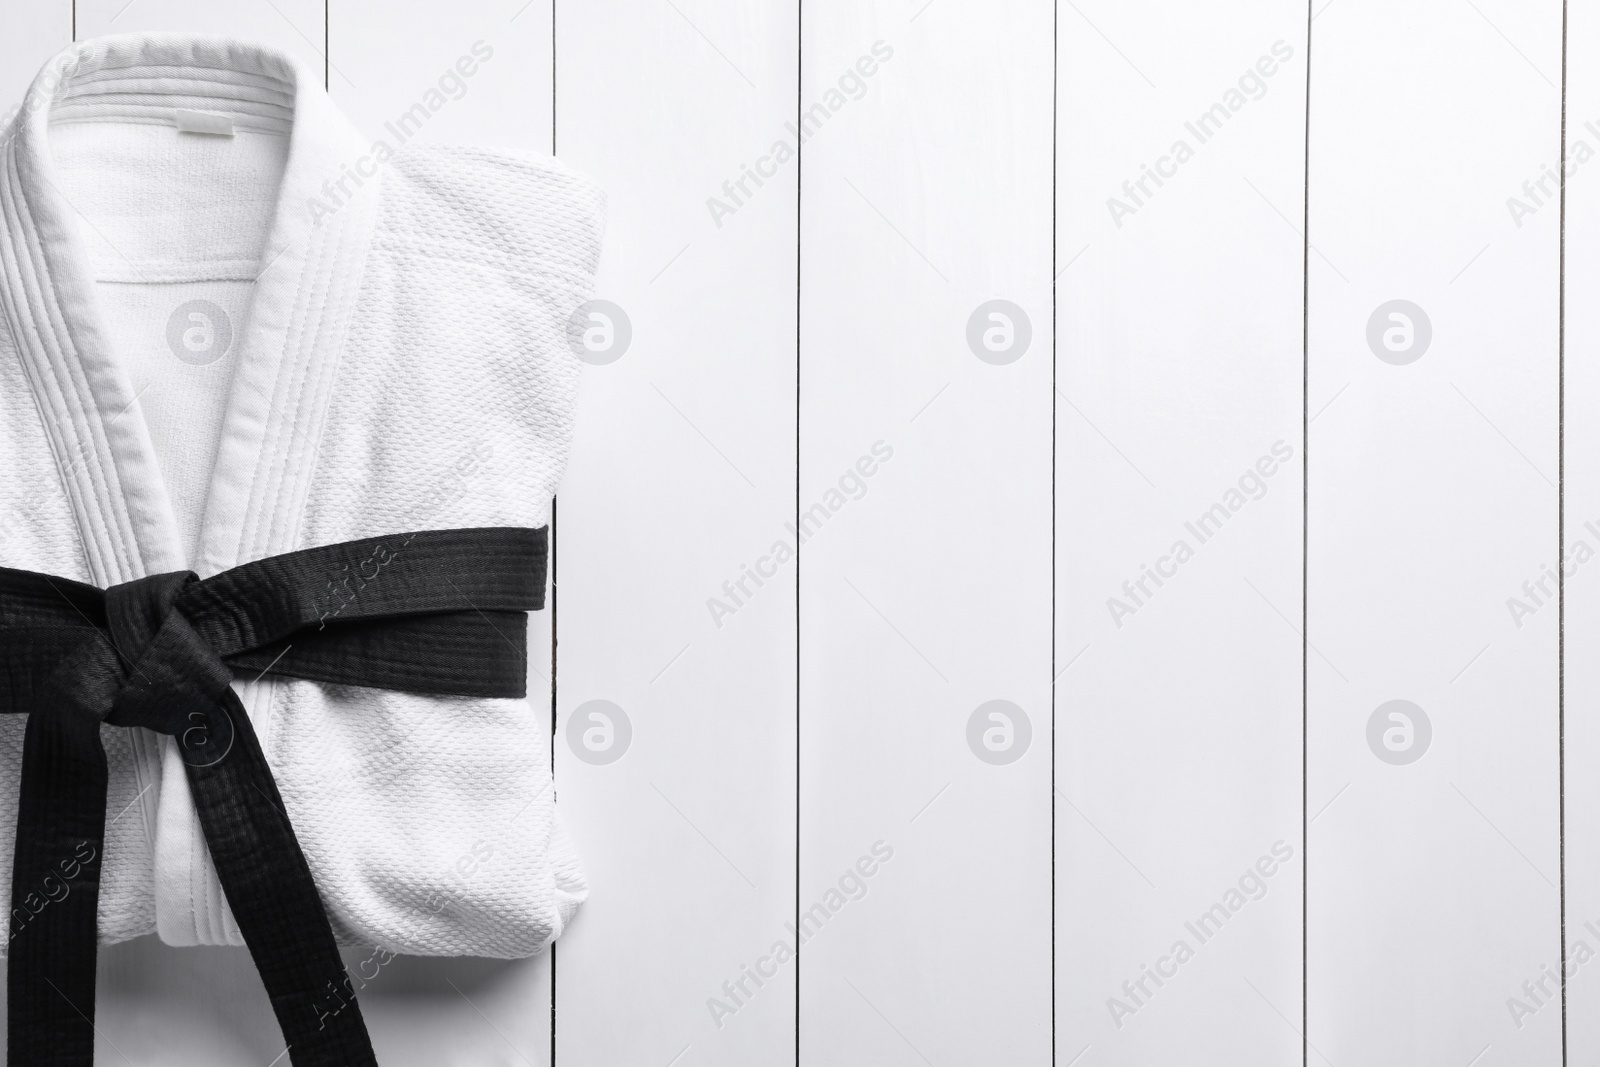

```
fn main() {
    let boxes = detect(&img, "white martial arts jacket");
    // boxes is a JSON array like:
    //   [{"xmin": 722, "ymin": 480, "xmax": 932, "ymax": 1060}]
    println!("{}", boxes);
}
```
[{"xmin": 0, "ymin": 30, "xmax": 598, "ymax": 978}]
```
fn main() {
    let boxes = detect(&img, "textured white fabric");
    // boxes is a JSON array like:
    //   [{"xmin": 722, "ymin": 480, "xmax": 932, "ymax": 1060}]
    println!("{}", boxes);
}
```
[{"xmin": 0, "ymin": 33, "xmax": 601, "ymax": 956}]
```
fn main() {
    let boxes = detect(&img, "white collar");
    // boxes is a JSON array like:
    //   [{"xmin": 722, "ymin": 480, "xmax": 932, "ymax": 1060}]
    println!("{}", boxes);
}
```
[{"xmin": 0, "ymin": 33, "xmax": 379, "ymax": 583}]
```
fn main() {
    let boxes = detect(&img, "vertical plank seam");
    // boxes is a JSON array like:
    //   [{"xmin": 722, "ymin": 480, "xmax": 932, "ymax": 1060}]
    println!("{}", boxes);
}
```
[
  {"xmin": 1559, "ymin": 0, "xmax": 1570, "ymax": 1061},
  {"xmin": 1050, "ymin": 0, "xmax": 1059, "ymax": 1062},
  {"xmin": 551, "ymin": 5, "xmax": 561, "ymax": 1064},
  {"xmin": 550, "ymin": 494, "xmax": 560, "ymax": 1067},
  {"xmin": 1300, "ymin": 0, "xmax": 1313, "ymax": 1063},
  {"xmin": 794, "ymin": 1, "xmax": 804, "ymax": 1063}
]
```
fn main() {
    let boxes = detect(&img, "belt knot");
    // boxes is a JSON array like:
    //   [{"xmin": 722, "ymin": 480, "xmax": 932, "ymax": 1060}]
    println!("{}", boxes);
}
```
[{"xmin": 101, "ymin": 570, "xmax": 233, "ymax": 764}]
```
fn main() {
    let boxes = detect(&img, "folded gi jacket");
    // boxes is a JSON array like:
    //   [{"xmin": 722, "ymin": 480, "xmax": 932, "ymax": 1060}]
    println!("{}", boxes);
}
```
[{"xmin": 0, "ymin": 30, "xmax": 603, "ymax": 1064}]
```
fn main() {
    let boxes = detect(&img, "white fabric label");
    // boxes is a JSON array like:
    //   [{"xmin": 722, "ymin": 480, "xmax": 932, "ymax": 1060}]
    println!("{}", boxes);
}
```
[{"xmin": 173, "ymin": 109, "xmax": 235, "ymax": 136}]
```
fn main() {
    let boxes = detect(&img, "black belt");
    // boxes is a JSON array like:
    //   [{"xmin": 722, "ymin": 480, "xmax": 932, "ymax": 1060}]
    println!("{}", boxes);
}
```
[{"xmin": 0, "ymin": 526, "xmax": 548, "ymax": 1066}]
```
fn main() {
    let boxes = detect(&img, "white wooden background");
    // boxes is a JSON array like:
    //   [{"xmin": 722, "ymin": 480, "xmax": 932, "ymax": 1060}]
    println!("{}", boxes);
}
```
[{"xmin": 0, "ymin": 0, "xmax": 1591, "ymax": 1064}]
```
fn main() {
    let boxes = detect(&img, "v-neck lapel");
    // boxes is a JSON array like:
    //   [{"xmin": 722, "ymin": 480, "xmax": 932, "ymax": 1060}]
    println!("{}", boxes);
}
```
[
  {"xmin": 0, "ymin": 33, "xmax": 381, "ymax": 947},
  {"xmin": 189, "ymin": 48, "xmax": 381, "ymax": 578},
  {"xmin": 0, "ymin": 33, "xmax": 379, "ymax": 586},
  {"xmin": 0, "ymin": 59, "xmax": 183, "ymax": 586}
]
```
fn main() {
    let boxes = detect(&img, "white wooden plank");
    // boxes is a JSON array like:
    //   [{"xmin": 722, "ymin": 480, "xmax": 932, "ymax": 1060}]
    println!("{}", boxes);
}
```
[
  {"xmin": 333, "ymin": 0, "xmax": 553, "ymax": 154},
  {"xmin": 554, "ymin": 2, "xmax": 799, "ymax": 1065},
  {"xmin": 328, "ymin": 3, "xmax": 556, "ymax": 1064},
  {"xmin": 1055, "ymin": 2, "xmax": 1306, "ymax": 1063},
  {"xmin": 1307, "ymin": 0, "xmax": 1561, "ymax": 1062},
  {"xmin": 796, "ymin": 3, "xmax": 1051, "ymax": 1064},
  {"xmin": 76, "ymin": 0, "xmax": 325, "ymax": 70},
  {"xmin": 1563, "ymin": 0, "xmax": 1600, "ymax": 1060},
  {"xmin": 0, "ymin": 1, "xmax": 70, "ymax": 115}
]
